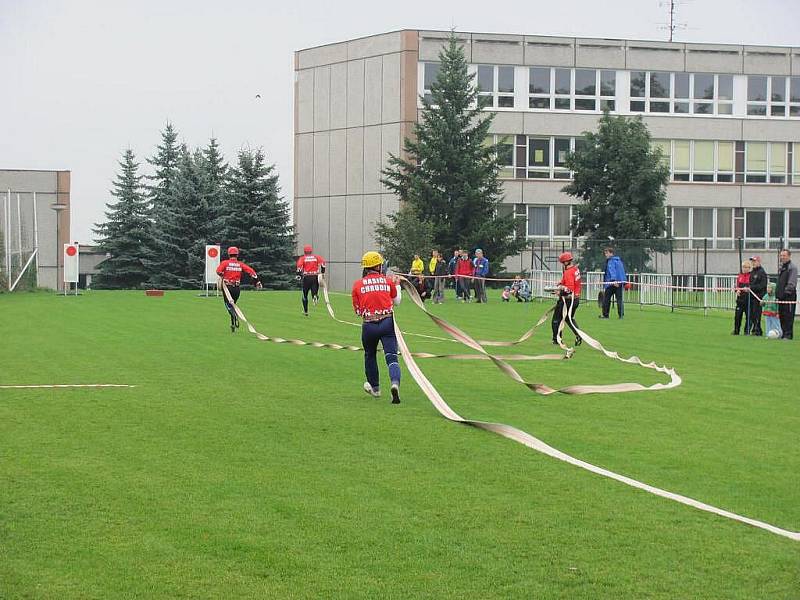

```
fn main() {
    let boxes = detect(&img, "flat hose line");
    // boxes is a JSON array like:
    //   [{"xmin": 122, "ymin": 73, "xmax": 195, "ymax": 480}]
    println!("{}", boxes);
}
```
[{"xmin": 225, "ymin": 282, "xmax": 799, "ymax": 541}]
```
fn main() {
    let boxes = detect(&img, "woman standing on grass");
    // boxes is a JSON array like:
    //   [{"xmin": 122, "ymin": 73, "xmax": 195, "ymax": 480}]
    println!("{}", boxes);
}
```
[
  {"xmin": 351, "ymin": 251, "xmax": 402, "ymax": 404},
  {"xmin": 216, "ymin": 246, "xmax": 261, "ymax": 333},
  {"xmin": 732, "ymin": 260, "xmax": 752, "ymax": 335}
]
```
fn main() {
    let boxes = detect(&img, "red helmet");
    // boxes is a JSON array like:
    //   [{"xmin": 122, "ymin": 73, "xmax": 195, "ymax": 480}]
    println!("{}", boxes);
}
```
[
  {"xmin": 303, "ymin": 244, "xmax": 313, "ymax": 254},
  {"xmin": 558, "ymin": 251, "xmax": 573, "ymax": 264},
  {"xmin": 227, "ymin": 246, "xmax": 239, "ymax": 256}
]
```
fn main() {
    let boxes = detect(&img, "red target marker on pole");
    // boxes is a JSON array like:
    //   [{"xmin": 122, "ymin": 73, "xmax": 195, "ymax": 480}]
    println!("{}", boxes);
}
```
[
  {"xmin": 208, "ymin": 247, "xmax": 219, "ymax": 258},
  {"xmin": 204, "ymin": 245, "xmax": 221, "ymax": 294}
]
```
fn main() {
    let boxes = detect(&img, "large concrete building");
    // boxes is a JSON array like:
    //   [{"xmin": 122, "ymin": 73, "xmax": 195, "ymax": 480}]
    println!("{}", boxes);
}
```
[
  {"xmin": 0, "ymin": 170, "xmax": 71, "ymax": 291},
  {"xmin": 294, "ymin": 30, "xmax": 800, "ymax": 288}
]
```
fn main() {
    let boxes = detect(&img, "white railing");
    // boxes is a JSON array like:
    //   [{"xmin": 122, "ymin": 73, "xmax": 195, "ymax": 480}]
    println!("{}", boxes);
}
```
[{"xmin": 527, "ymin": 270, "xmax": 740, "ymax": 311}]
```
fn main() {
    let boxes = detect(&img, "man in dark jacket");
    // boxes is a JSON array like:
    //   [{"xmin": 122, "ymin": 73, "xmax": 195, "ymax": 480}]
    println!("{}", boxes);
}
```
[
  {"xmin": 432, "ymin": 251, "xmax": 448, "ymax": 303},
  {"xmin": 447, "ymin": 250, "xmax": 459, "ymax": 298},
  {"xmin": 600, "ymin": 247, "xmax": 626, "ymax": 319},
  {"xmin": 776, "ymin": 249, "xmax": 798, "ymax": 340},
  {"xmin": 748, "ymin": 255, "xmax": 767, "ymax": 336}
]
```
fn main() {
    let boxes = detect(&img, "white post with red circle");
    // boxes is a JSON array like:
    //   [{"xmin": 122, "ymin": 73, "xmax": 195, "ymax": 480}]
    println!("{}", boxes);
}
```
[
  {"xmin": 63, "ymin": 243, "xmax": 79, "ymax": 296},
  {"xmin": 204, "ymin": 245, "xmax": 221, "ymax": 296}
]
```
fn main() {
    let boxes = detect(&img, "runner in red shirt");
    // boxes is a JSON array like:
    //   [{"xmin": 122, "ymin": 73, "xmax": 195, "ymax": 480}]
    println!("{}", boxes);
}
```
[
  {"xmin": 351, "ymin": 251, "xmax": 402, "ymax": 404},
  {"xmin": 551, "ymin": 251, "xmax": 583, "ymax": 346},
  {"xmin": 296, "ymin": 244, "xmax": 326, "ymax": 316},
  {"xmin": 216, "ymin": 246, "xmax": 261, "ymax": 332}
]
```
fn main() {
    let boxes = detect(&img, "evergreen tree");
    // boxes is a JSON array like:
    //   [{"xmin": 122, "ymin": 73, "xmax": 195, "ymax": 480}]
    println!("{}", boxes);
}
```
[
  {"xmin": 149, "ymin": 146, "xmax": 207, "ymax": 289},
  {"xmin": 563, "ymin": 113, "xmax": 670, "ymax": 271},
  {"xmin": 380, "ymin": 34, "xmax": 524, "ymax": 269},
  {"xmin": 93, "ymin": 149, "xmax": 152, "ymax": 289},
  {"xmin": 223, "ymin": 149, "xmax": 295, "ymax": 289},
  {"xmin": 198, "ymin": 137, "xmax": 230, "ymax": 237},
  {"xmin": 145, "ymin": 122, "xmax": 181, "ymax": 283},
  {"xmin": 374, "ymin": 204, "xmax": 435, "ymax": 272}
]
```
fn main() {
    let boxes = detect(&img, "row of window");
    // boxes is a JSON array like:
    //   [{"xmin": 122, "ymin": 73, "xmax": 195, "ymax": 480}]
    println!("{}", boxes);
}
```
[
  {"xmin": 669, "ymin": 207, "xmax": 800, "ymax": 250},
  {"xmin": 630, "ymin": 72, "xmax": 733, "ymax": 116},
  {"xmin": 490, "ymin": 135, "xmax": 800, "ymax": 184},
  {"xmin": 651, "ymin": 140, "xmax": 800, "ymax": 184},
  {"xmin": 500, "ymin": 204, "xmax": 800, "ymax": 249},
  {"xmin": 422, "ymin": 63, "xmax": 800, "ymax": 118}
]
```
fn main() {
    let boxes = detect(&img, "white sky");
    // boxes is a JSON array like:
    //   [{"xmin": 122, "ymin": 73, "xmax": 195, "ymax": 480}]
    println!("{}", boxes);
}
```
[{"xmin": 1, "ymin": 0, "xmax": 798, "ymax": 243}]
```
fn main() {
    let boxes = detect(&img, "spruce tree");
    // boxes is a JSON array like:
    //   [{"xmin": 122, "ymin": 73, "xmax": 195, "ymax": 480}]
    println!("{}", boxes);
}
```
[
  {"xmin": 145, "ymin": 122, "xmax": 181, "ymax": 284},
  {"xmin": 198, "ymin": 137, "xmax": 230, "ymax": 237},
  {"xmin": 93, "ymin": 149, "xmax": 152, "ymax": 289},
  {"xmin": 562, "ymin": 113, "xmax": 670, "ymax": 271},
  {"xmin": 224, "ymin": 149, "xmax": 295, "ymax": 289},
  {"xmin": 149, "ymin": 146, "xmax": 207, "ymax": 289},
  {"xmin": 381, "ymin": 34, "xmax": 524, "ymax": 269}
]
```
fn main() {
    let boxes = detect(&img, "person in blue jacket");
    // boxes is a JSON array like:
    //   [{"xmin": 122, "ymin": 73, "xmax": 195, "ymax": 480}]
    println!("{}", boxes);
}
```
[
  {"xmin": 472, "ymin": 248, "xmax": 490, "ymax": 303},
  {"xmin": 600, "ymin": 247, "xmax": 626, "ymax": 319}
]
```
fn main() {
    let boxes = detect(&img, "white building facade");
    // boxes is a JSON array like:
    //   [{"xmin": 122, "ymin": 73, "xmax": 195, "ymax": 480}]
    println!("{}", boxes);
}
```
[{"xmin": 295, "ymin": 30, "xmax": 800, "ymax": 288}]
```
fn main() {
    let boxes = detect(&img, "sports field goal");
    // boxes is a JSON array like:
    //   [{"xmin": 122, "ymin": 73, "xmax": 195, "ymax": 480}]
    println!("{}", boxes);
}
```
[{"xmin": 1, "ymin": 190, "xmax": 39, "ymax": 292}]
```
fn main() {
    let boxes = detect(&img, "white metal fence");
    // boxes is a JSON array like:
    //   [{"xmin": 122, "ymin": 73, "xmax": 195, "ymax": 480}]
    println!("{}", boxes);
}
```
[{"xmin": 527, "ymin": 270, "xmax": 741, "ymax": 312}]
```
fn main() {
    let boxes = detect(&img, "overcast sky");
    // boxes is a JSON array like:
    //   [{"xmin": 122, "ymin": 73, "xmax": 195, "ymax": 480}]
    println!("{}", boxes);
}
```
[{"xmin": 1, "ymin": 0, "xmax": 798, "ymax": 243}]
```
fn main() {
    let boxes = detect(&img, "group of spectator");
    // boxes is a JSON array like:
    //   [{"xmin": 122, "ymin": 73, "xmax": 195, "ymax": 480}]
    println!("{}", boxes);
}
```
[
  {"xmin": 409, "ymin": 248, "xmax": 491, "ymax": 303},
  {"xmin": 735, "ymin": 249, "xmax": 797, "ymax": 339}
]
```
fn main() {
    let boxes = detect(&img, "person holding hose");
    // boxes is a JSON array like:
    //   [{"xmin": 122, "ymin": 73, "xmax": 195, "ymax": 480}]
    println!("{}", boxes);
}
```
[
  {"xmin": 747, "ymin": 255, "xmax": 767, "ymax": 336},
  {"xmin": 216, "ymin": 246, "xmax": 261, "ymax": 332},
  {"xmin": 352, "ymin": 251, "xmax": 402, "ymax": 404},
  {"xmin": 551, "ymin": 252, "xmax": 582, "ymax": 346}
]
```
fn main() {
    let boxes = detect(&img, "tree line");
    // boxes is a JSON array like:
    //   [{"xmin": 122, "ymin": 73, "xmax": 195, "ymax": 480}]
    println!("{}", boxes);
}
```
[{"xmin": 93, "ymin": 124, "xmax": 295, "ymax": 289}]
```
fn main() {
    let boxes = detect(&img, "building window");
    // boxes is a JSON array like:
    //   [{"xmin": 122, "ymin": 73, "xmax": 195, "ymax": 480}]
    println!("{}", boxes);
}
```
[
  {"xmin": 423, "ymin": 62, "xmax": 440, "ymax": 104},
  {"xmin": 525, "ymin": 205, "xmax": 572, "ymax": 239},
  {"xmin": 746, "ymin": 76, "xmax": 800, "ymax": 117},
  {"xmin": 631, "ymin": 72, "xmax": 734, "ymax": 116},
  {"xmin": 745, "ymin": 142, "xmax": 767, "ymax": 183},
  {"xmin": 527, "ymin": 206, "xmax": 550, "ymax": 236},
  {"xmin": 528, "ymin": 138, "xmax": 550, "ymax": 178},
  {"xmin": 528, "ymin": 67, "xmax": 615, "ymax": 112},
  {"xmin": 717, "ymin": 208, "xmax": 733, "ymax": 248},
  {"xmin": 745, "ymin": 210, "xmax": 766, "ymax": 248},
  {"xmin": 477, "ymin": 65, "xmax": 515, "ymax": 108},
  {"xmin": 692, "ymin": 141, "xmax": 714, "ymax": 182},
  {"xmin": 770, "ymin": 142, "xmax": 787, "ymax": 183},
  {"xmin": 673, "ymin": 140, "xmax": 691, "ymax": 181},
  {"xmin": 717, "ymin": 142, "xmax": 734, "ymax": 182}
]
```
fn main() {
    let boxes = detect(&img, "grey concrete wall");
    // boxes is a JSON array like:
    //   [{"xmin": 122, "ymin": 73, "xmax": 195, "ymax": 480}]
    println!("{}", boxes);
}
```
[
  {"xmin": 0, "ymin": 170, "xmax": 67, "ymax": 291},
  {"xmin": 295, "ymin": 31, "xmax": 418, "ymax": 289}
]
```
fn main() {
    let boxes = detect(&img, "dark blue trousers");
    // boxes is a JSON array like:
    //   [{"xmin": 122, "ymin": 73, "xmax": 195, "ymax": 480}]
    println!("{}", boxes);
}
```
[{"xmin": 361, "ymin": 315, "xmax": 401, "ymax": 389}]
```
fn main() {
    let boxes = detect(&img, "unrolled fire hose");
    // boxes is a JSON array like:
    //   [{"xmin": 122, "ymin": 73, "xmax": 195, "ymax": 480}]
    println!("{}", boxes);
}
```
[{"xmin": 223, "ymin": 282, "xmax": 799, "ymax": 541}]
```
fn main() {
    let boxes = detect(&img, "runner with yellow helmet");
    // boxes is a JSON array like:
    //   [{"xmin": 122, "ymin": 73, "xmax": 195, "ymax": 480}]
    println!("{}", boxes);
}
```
[{"xmin": 351, "ymin": 251, "xmax": 402, "ymax": 404}]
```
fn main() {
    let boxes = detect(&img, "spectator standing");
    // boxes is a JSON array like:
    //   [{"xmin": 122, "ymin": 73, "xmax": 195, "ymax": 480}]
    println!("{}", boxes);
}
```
[
  {"xmin": 472, "ymin": 249, "xmax": 489, "ymax": 303},
  {"xmin": 777, "ymin": 249, "xmax": 798, "ymax": 340},
  {"xmin": 748, "ymin": 255, "xmax": 767, "ymax": 336},
  {"xmin": 733, "ymin": 260, "xmax": 752, "ymax": 335},
  {"xmin": 410, "ymin": 254, "xmax": 424, "ymax": 276},
  {"xmin": 432, "ymin": 251, "xmax": 447, "ymax": 303},
  {"xmin": 447, "ymin": 250, "xmax": 459, "ymax": 298},
  {"xmin": 455, "ymin": 249, "xmax": 474, "ymax": 302},
  {"xmin": 761, "ymin": 281, "xmax": 782, "ymax": 338},
  {"xmin": 600, "ymin": 247, "xmax": 627, "ymax": 319}
]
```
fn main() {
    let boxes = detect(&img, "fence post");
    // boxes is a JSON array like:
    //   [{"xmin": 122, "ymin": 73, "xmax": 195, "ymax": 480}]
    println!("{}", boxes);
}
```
[
  {"xmin": 669, "ymin": 239, "xmax": 674, "ymax": 313},
  {"xmin": 703, "ymin": 238, "xmax": 708, "ymax": 316}
]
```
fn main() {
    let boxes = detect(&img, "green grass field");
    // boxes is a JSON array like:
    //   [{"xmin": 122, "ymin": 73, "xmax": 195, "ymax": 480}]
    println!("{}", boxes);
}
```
[{"xmin": 1, "ymin": 289, "xmax": 798, "ymax": 599}]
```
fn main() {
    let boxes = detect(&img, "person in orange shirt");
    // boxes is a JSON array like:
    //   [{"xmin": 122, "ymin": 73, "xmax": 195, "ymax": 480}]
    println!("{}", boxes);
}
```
[
  {"xmin": 295, "ymin": 244, "xmax": 326, "ymax": 316},
  {"xmin": 216, "ymin": 246, "xmax": 261, "ymax": 332},
  {"xmin": 351, "ymin": 251, "xmax": 402, "ymax": 404},
  {"xmin": 551, "ymin": 251, "xmax": 582, "ymax": 346}
]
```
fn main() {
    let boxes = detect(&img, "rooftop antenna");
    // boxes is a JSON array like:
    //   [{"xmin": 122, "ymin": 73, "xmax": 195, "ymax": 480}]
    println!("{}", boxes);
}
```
[{"xmin": 658, "ymin": 0, "xmax": 689, "ymax": 42}]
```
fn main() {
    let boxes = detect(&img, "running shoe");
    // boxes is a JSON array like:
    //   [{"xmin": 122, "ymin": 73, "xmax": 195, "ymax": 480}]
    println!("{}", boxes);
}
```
[
  {"xmin": 363, "ymin": 382, "xmax": 380, "ymax": 398},
  {"xmin": 390, "ymin": 384, "xmax": 400, "ymax": 404}
]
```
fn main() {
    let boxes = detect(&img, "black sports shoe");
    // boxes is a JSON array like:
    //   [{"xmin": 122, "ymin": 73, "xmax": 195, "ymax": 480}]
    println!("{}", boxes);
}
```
[
  {"xmin": 552, "ymin": 339, "xmax": 559, "ymax": 345},
  {"xmin": 575, "ymin": 336, "xmax": 583, "ymax": 346},
  {"xmin": 230, "ymin": 323, "xmax": 236, "ymax": 333},
  {"xmin": 390, "ymin": 384, "xmax": 400, "ymax": 404},
  {"xmin": 235, "ymin": 318, "xmax": 239, "ymax": 328}
]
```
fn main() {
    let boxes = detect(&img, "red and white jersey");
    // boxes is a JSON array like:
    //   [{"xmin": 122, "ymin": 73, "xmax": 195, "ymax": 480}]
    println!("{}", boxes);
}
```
[
  {"xmin": 216, "ymin": 259, "xmax": 258, "ymax": 284},
  {"xmin": 352, "ymin": 273, "xmax": 398, "ymax": 320},
  {"xmin": 559, "ymin": 265, "xmax": 582, "ymax": 297},
  {"xmin": 296, "ymin": 254, "xmax": 325, "ymax": 275}
]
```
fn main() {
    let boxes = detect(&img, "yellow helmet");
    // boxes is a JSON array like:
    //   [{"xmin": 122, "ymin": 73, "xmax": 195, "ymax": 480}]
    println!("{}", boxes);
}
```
[{"xmin": 361, "ymin": 251, "xmax": 384, "ymax": 269}]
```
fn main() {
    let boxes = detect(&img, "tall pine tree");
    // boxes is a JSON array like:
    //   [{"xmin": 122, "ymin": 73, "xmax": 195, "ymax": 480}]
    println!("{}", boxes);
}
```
[
  {"xmin": 223, "ymin": 149, "xmax": 295, "ymax": 289},
  {"xmin": 145, "ymin": 122, "xmax": 181, "ymax": 284},
  {"xmin": 149, "ymin": 146, "xmax": 208, "ymax": 289},
  {"xmin": 93, "ymin": 149, "xmax": 152, "ymax": 289},
  {"xmin": 381, "ymin": 34, "xmax": 524, "ymax": 269},
  {"xmin": 198, "ymin": 137, "xmax": 229, "ymax": 238}
]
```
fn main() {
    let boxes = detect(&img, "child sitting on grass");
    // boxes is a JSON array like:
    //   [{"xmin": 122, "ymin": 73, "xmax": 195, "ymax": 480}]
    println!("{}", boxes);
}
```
[
  {"xmin": 501, "ymin": 286, "xmax": 511, "ymax": 302},
  {"xmin": 761, "ymin": 281, "xmax": 782, "ymax": 339}
]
